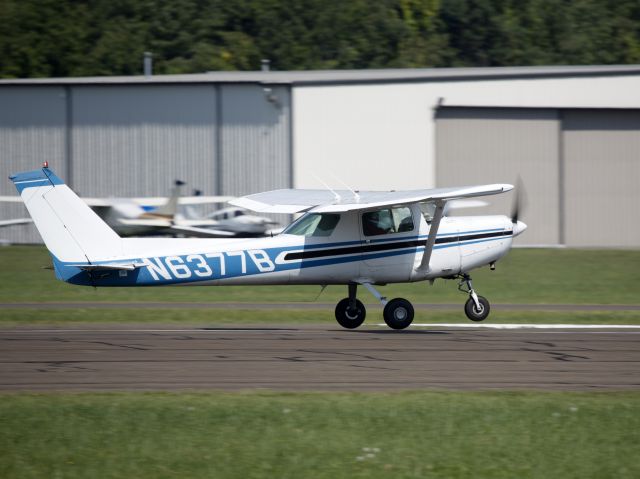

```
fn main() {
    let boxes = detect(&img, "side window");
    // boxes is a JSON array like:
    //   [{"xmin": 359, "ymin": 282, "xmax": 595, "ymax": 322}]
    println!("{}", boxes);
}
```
[{"xmin": 362, "ymin": 207, "xmax": 414, "ymax": 236}]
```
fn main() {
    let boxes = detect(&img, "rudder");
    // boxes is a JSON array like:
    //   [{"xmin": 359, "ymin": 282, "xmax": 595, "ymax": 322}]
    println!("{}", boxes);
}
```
[{"xmin": 9, "ymin": 167, "xmax": 123, "ymax": 263}]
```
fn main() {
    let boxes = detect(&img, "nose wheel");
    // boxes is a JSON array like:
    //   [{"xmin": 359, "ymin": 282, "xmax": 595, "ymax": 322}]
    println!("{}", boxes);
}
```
[{"xmin": 459, "ymin": 274, "xmax": 491, "ymax": 321}]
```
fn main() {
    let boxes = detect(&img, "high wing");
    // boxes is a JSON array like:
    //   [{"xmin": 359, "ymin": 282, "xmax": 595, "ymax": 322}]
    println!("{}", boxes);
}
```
[
  {"xmin": 232, "ymin": 184, "xmax": 513, "ymax": 273},
  {"xmin": 230, "ymin": 184, "xmax": 512, "ymax": 214}
]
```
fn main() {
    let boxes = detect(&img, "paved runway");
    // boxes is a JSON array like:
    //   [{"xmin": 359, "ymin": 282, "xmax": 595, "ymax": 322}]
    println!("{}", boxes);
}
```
[
  {"xmin": 2, "ymin": 302, "xmax": 639, "ymax": 311},
  {"xmin": 2, "ymin": 325, "xmax": 639, "ymax": 392}
]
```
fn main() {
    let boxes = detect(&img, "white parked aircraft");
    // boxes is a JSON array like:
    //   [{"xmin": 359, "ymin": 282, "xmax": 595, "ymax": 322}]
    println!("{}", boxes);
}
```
[
  {"xmin": 9, "ymin": 165, "xmax": 526, "ymax": 329},
  {"xmin": 1, "ymin": 180, "xmax": 277, "ymax": 238}
]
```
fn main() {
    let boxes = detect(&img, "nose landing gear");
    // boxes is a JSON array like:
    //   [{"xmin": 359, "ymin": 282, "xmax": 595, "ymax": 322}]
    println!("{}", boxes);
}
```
[{"xmin": 458, "ymin": 274, "xmax": 490, "ymax": 321}]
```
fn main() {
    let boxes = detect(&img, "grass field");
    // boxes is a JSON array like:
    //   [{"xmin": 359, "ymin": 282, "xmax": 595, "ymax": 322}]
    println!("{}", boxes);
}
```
[
  {"xmin": 1, "ymin": 245, "xmax": 639, "ymax": 325},
  {"xmin": 1, "ymin": 245, "xmax": 639, "ymax": 304},
  {"xmin": 1, "ymin": 391, "xmax": 639, "ymax": 479}
]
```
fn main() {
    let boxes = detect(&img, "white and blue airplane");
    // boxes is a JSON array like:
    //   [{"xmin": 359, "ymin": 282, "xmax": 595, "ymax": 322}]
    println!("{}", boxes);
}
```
[{"xmin": 10, "ymin": 165, "xmax": 526, "ymax": 330}]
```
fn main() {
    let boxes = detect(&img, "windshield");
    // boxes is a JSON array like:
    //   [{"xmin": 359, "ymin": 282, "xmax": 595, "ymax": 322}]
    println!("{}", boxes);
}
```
[{"xmin": 283, "ymin": 213, "xmax": 341, "ymax": 237}]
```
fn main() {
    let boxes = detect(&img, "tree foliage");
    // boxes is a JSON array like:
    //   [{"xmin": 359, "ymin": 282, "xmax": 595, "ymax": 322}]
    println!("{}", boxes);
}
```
[{"xmin": 0, "ymin": 0, "xmax": 638, "ymax": 78}]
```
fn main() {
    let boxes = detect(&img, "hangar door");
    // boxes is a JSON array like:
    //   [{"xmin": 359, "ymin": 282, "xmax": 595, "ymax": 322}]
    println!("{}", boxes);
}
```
[
  {"xmin": 436, "ymin": 107, "xmax": 560, "ymax": 245},
  {"xmin": 563, "ymin": 110, "xmax": 640, "ymax": 247}
]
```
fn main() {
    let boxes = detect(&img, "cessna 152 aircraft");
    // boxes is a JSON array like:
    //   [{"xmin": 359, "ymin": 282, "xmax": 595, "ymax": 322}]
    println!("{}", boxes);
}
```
[{"xmin": 10, "ymin": 165, "xmax": 526, "ymax": 329}]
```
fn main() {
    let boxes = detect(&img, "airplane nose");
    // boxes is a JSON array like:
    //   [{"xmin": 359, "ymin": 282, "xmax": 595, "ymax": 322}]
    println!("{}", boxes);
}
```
[{"xmin": 513, "ymin": 220, "xmax": 527, "ymax": 237}]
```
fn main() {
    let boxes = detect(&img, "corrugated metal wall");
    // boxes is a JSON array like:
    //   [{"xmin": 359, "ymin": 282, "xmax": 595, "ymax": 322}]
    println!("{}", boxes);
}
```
[
  {"xmin": 220, "ymin": 85, "xmax": 291, "ymax": 196},
  {"xmin": 1, "ymin": 83, "xmax": 293, "ymax": 243},
  {"xmin": 563, "ymin": 109, "xmax": 640, "ymax": 247},
  {"xmin": 0, "ymin": 87, "xmax": 67, "ymax": 243},
  {"xmin": 435, "ymin": 107, "xmax": 561, "ymax": 245},
  {"xmin": 71, "ymin": 85, "xmax": 218, "ymax": 197},
  {"xmin": 220, "ymin": 85, "xmax": 292, "ymax": 227}
]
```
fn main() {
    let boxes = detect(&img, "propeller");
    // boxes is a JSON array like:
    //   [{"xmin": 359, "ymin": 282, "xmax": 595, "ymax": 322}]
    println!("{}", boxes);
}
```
[{"xmin": 511, "ymin": 176, "xmax": 528, "ymax": 237}]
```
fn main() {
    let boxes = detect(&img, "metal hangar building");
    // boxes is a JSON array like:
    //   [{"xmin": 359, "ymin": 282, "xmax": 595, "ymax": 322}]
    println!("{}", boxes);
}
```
[{"xmin": 1, "ymin": 64, "xmax": 639, "ymax": 247}]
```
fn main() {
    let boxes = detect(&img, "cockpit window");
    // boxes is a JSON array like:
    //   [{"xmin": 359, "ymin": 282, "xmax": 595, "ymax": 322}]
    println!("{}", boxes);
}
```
[
  {"xmin": 283, "ymin": 213, "xmax": 341, "ymax": 237},
  {"xmin": 362, "ymin": 206, "xmax": 414, "ymax": 236}
]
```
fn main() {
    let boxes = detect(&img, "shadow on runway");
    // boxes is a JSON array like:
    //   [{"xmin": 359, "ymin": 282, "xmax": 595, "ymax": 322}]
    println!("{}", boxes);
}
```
[
  {"xmin": 336, "ymin": 329, "xmax": 450, "ymax": 335},
  {"xmin": 200, "ymin": 327, "xmax": 300, "ymax": 331}
]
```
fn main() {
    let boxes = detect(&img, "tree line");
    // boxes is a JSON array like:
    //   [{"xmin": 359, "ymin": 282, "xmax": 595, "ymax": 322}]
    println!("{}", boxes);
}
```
[{"xmin": 0, "ymin": 0, "xmax": 638, "ymax": 78}]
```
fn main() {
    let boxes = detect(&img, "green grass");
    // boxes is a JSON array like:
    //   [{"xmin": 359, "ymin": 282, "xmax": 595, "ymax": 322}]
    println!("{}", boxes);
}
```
[
  {"xmin": 1, "ymin": 308, "xmax": 640, "ymax": 326},
  {"xmin": 1, "ymin": 391, "xmax": 639, "ymax": 479},
  {"xmin": 1, "ymin": 246, "xmax": 639, "ymax": 305}
]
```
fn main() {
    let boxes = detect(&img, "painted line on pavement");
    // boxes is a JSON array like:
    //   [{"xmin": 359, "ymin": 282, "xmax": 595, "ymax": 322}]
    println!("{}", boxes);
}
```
[{"xmin": 405, "ymin": 323, "xmax": 640, "ymax": 329}]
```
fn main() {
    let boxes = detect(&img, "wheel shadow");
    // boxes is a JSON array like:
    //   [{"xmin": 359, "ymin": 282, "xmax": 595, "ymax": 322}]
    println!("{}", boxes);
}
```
[{"xmin": 335, "ymin": 329, "xmax": 450, "ymax": 335}]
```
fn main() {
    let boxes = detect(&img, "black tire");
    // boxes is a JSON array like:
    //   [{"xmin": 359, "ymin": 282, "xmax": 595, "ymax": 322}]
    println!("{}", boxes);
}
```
[
  {"xmin": 335, "ymin": 298, "xmax": 366, "ymax": 329},
  {"xmin": 464, "ymin": 296, "xmax": 490, "ymax": 322},
  {"xmin": 383, "ymin": 298, "xmax": 414, "ymax": 330}
]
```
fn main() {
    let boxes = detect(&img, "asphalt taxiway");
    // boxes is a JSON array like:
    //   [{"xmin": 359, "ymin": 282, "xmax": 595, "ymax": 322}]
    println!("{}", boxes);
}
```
[{"xmin": 1, "ymin": 325, "xmax": 639, "ymax": 391}]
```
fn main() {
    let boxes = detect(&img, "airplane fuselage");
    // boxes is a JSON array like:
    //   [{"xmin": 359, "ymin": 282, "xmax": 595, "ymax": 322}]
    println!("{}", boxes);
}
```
[{"xmin": 53, "ymin": 206, "xmax": 514, "ymax": 288}]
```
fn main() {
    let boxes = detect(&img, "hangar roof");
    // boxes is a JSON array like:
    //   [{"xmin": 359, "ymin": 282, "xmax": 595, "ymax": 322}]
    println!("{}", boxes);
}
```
[{"xmin": 1, "ymin": 64, "xmax": 640, "ymax": 87}]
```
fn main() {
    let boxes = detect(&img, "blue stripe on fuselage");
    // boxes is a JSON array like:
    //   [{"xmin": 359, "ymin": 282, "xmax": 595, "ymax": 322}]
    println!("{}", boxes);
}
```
[{"xmin": 51, "ymin": 231, "xmax": 511, "ymax": 287}]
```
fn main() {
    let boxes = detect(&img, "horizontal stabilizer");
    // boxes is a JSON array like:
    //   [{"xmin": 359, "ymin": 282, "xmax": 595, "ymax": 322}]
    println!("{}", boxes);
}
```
[{"xmin": 69, "ymin": 262, "xmax": 146, "ymax": 271}]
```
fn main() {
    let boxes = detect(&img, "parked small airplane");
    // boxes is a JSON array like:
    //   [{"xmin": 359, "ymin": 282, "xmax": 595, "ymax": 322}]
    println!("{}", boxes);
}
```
[
  {"xmin": 1, "ymin": 180, "xmax": 278, "ymax": 238},
  {"xmin": 9, "ymin": 165, "xmax": 526, "ymax": 329},
  {"xmin": 189, "ymin": 205, "xmax": 280, "ymax": 237}
]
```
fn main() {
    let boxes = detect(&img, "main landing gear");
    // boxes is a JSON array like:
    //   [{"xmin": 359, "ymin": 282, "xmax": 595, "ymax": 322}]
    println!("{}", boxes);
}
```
[
  {"xmin": 458, "ymin": 273, "xmax": 490, "ymax": 322},
  {"xmin": 335, "ymin": 284, "xmax": 366, "ymax": 329},
  {"xmin": 335, "ymin": 283, "xmax": 415, "ymax": 330}
]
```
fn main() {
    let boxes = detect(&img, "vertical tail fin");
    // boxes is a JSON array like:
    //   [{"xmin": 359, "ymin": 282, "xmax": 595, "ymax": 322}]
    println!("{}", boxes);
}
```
[
  {"xmin": 153, "ymin": 179, "xmax": 185, "ymax": 217},
  {"xmin": 9, "ymin": 167, "xmax": 122, "ymax": 263}
]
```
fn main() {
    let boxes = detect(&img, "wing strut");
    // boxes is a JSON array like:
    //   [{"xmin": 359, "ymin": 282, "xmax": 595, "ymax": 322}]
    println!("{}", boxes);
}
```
[{"xmin": 416, "ymin": 200, "xmax": 446, "ymax": 272}]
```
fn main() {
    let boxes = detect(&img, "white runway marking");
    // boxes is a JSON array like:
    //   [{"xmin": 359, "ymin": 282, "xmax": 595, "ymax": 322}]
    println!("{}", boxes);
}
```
[
  {"xmin": 405, "ymin": 323, "xmax": 640, "ymax": 330},
  {"xmin": 0, "ymin": 329, "xmax": 300, "ymax": 333}
]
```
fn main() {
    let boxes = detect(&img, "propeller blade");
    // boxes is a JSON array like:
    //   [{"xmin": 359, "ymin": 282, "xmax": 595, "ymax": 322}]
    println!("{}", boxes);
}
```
[{"xmin": 511, "ymin": 176, "xmax": 526, "ymax": 224}]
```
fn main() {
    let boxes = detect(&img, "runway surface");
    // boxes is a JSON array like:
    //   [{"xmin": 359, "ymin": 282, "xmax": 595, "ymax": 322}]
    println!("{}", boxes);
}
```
[
  {"xmin": 2, "ymin": 302, "xmax": 639, "ymax": 311},
  {"xmin": 2, "ymin": 325, "xmax": 639, "ymax": 392}
]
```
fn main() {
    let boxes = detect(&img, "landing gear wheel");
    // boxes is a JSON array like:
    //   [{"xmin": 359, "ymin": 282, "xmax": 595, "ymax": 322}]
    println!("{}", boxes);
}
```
[
  {"xmin": 383, "ymin": 298, "xmax": 415, "ymax": 330},
  {"xmin": 464, "ymin": 296, "xmax": 490, "ymax": 322},
  {"xmin": 335, "ymin": 298, "xmax": 366, "ymax": 329}
]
